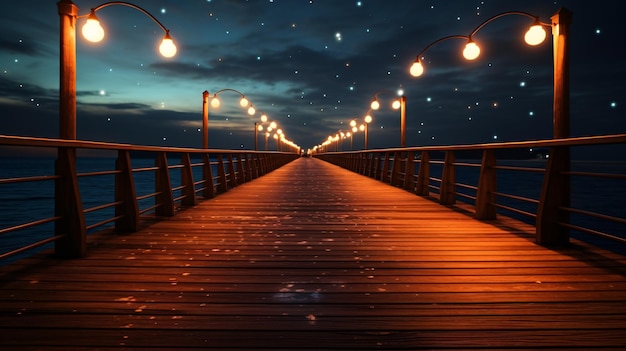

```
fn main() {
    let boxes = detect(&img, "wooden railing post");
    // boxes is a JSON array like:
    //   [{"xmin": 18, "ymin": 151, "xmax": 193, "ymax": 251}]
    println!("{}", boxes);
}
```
[
  {"xmin": 155, "ymin": 152, "xmax": 175, "ymax": 217},
  {"xmin": 382, "ymin": 152, "xmax": 391, "ymax": 183},
  {"xmin": 403, "ymin": 151, "xmax": 415, "ymax": 191},
  {"xmin": 245, "ymin": 153, "xmax": 253, "ymax": 181},
  {"xmin": 55, "ymin": 147, "xmax": 86, "ymax": 258},
  {"xmin": 181, "ymin": 153, "xmax": 197, "ymax": 206},
  {"xmin": 371, "ymin": 153, "xmax": 379, "ymax": 179},
  {"xmin": 235, "ymin": 153, "xmax": 245, "ymax": 184},
  {"xmin": 361, "ymin": 152, "xmax": 372, "ymax": 177},
  {"xmin": 255, "ymin": 153, "xmax": 263, "ymax": 178},
  {"xmin": 217, "ymin": 154, "xmax": 228, "ymax": 193},
  {"xmin": 416, "ymin": 151, "xmax": 430, "ymax": 196},
  {"xmin": 475, "ymin": 149, "xmax": 496, "ymax": 220},
  {"xmin": 537, "ymin": 146, "xmax": 570, "ymax": 246},
  {"xmin": 227, "ymin": 154, "xmax": 237, "ymax": 187},
  {"xmin": 257, "ymin": 154, "xmax": 266, "ymax": 176},
  {"xmin": 390, "ymin": 151, "xmax": 402, "ymax": 186},
  {"xmin": 440, "ymin": 151, "xmax": 456, "ymax": 205},
  {"xmin": 202, "ymin": 153, "xmax": 215, "ymax": 199},
  {"xmin": 115, "ymin": 150, "xmax": 139, "ymax": 232}
]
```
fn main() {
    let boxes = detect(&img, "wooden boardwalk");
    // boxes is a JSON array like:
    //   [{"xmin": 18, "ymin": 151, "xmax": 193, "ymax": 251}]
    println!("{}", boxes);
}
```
[{"xmin": 1, "ymin": 157, "xmax": 626, "ymax": 350}]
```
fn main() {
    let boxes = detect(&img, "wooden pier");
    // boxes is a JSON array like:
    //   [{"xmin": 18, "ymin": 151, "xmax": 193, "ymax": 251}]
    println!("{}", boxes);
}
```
[{"xmin": 1, "ymin": 157, "xmax": 625, "ymax": 350}]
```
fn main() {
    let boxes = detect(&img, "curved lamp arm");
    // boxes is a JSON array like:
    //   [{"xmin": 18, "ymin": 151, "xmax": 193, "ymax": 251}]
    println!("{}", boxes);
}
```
[
  {"xmin": 80, "ymin": 1, "xmax": 176, "ymax": 57},
  {"xmin": 469, "ymin": 11, "xmax": 550, "ymax": 38},
  {"xmin": 86, "ymin": 2, "xmax": 170, "ymax": 32},
  {"xmin": 410, "ymin": 11, "xmax": 550, "ymax": 77},
  {"xmin": 212, "ymin": 88, "xmax": 247, "ymax": 97},
  {"xmin": 370, "ymin": 89, "xmax": 405, "ymax": 110},
  {"xmin": 209, "ymin": 88, "xmax": 256, "ymax": 115},
  {"xmin": 409, "ymin": 35, "xmax": 469, "ymax": 76}
]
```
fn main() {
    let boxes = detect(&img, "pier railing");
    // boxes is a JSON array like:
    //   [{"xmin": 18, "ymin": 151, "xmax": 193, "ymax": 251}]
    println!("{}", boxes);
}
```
[
  {"xmin": 0, "ymin": 135, "xmax": 298, "ymax": 261},
  {"xmin": 315, "ymin": 134, "xmax": 626, "ymax": 251}
]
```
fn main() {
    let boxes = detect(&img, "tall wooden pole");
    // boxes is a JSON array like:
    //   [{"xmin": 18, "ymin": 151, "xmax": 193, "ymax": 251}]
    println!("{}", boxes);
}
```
[
  {"xmin": 364, "ymin": 123, "xmax": 369, "ymax": 150},
  {"xmin": 537, "ymin": 7, "xmax": 573, "ymax": 246},
  {"xmin": 552, "ymin": 8, "xmax": 572, "ymax": 140},
  {"xmin": 254, "ymin": 123, "xmax": 258, "ymax": 151},
  {"xmin": 202, "ymin": 91, "xmax": 209, "ymax": 149},
  {"xmin": 58, "ymin": 0, "xmax": 78, "ymax": 140},
  {"xmin": 400, "ymin": 95, "xmax": 407, "ymax": 147}
]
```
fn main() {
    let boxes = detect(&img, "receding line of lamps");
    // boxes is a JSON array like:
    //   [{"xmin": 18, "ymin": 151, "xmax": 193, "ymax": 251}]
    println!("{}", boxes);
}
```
[
  {"xmin": 58, "ymin": 0, "xmax": 177, "ymax": 140},
  {"xmin": 201, "ymin": 89, "xmax": 258, "ymax": 149},
  {"xmin": 409, "ymin": 8, "xmax": 572, "ymax": 139},
  {"xmin": 279, "ymin": 132, "xmax": 300, "ymax": 154},
  {"xmin": 369, "ymin": 90, "xmax": 407, "ymax": 147}
]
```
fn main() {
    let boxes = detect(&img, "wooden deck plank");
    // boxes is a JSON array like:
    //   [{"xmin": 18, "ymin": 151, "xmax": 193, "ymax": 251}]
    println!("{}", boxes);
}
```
[{"xmin": 1, "ymin": 157, "xmax": 625, "ymax": 350}]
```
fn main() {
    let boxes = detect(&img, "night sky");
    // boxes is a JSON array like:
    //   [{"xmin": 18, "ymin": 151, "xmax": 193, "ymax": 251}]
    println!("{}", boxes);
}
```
[{"xmin": 1, "ymin": 0, "xmax": 625, "ymax": 152}]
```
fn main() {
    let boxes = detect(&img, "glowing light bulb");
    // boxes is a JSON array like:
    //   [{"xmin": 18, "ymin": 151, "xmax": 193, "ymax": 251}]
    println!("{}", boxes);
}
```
[
  {"xmin": 159, "ymin": 32, "xmax": 177, "ymax": 58},
  {"xmin": 364, "ymin": 115, "xmax": 373, "ymax": 123},
  {"xmin": 211, "ymin": 97, "xmax": 221, "ymax": 108},
  {"xmin": 370, "ymin": 100, "xmax": 380, "ymax": 110},
  {"xmin": 525, "ymin": 24, "xmax": 547, "ymax": 46},
  {"xmin": 391, "ymin": 100, "xmax": 401, "ymax": 109},
  {"xmin": 82, "ymin": 12, "xmax": 104, "ymax": 42},
  {"xmin": 463, "ymin": 41, "xmax": 480, "ymax": 60},
  {"xmin": 409, "ymin": 60, "xmax": 424, "ymax": 77},
  {"xmin": 247, "ymin": 106, "xmax": 255, "ymax": 115},
  {"xmin": 239, "ymin": 97, "xmax": 249, "ymax": 107},
  {"xmin": 261, "ymin": 114, "xmax": 268, "ymax": 122}
]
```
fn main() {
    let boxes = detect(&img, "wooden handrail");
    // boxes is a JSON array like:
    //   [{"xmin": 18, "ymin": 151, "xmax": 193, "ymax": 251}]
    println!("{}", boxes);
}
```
[
  {"xmin": 0, "ymin": 135, "xmax": 299, "ymax": 260},
  {"xmin": 315, "ymin": 133, "xmax": 626, "ymax": 249}
]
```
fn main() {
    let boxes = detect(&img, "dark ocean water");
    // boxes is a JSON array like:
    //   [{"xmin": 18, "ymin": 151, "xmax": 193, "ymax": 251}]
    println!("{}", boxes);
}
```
[{"xmin": 1, "ymin": 157, "xmax": 625, "ymax": 264}]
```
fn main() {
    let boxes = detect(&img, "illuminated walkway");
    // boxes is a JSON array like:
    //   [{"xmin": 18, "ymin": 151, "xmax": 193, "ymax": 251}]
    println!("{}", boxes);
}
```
[{"xmin": 1, "ymin": 157, "xmax": 625, "ymax": 349}]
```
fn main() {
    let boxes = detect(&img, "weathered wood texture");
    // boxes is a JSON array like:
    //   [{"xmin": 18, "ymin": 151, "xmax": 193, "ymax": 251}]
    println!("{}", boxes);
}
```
[{"xmin": 1, "ymin": 157, "xmax": 625, "ymax": 350}]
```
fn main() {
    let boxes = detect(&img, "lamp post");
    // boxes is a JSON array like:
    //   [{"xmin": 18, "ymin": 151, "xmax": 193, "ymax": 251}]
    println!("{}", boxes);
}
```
[
  {"xmin": 254, "ymin": 122, "xmax": 261, "ymax": 151},
  {"xmin": 370, "ymin": 90, "xmax": 407, "ymax": 147},
  {"xmin": 254, "ymin": 114, "xmax": 268, "ymax": 151},
  {"xmin": 409, "ymin": 8, "xmax": 573, "ymax": 246},
  {"xmin": 364, "ymin": 114, "xmax": 373, "ymax": 150},
  {"xmin": 56, "ymin": 0, "xmax": 176, "ymax": 258},
  {"xmin": 409, "ymin": 9, "xmax": 571, "ymax": 139},
  {"xmin": 276, "ymin": 129, "xmax": 284, "ymax": 151},
  {"xmin": 273, "ymin": 133, "xmax": 280, "ymax": 151},
  {"xmin": 58, "ymin": 0, "xmax": 177, "ymax": 140},
  {"xmin": 201, "ymin": 88, "xmax": 256, "ymax": 148},
  {"xmin": 348, "ymin": 116, "xmax": 371, "ymax": 150},
  {"xmin": 349, "ymin": 119, "xmax": 357, "ymax": 150}
]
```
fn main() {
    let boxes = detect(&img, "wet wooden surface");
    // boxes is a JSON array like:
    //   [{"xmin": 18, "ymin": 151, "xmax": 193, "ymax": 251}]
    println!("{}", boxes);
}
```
[{"xmin": 1, "ymin": 157, "xmax": 625, "ymax": 350}]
